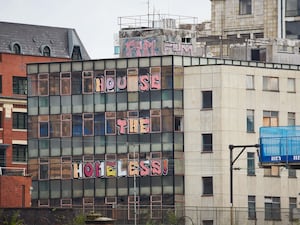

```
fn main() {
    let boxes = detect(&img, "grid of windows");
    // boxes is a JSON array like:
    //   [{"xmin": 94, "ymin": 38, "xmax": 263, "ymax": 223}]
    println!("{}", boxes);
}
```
[{"xmin": 27, "ymin": 60, "xmax": 184, "ymax": 216}]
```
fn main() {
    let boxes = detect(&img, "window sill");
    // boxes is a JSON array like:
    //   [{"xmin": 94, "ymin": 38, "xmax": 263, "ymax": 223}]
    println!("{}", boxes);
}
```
[
  {"xmin": 202, "ymin": 194, "xmax": 213, "ymax": 197},
  {"xmin": 202, "ymin": 151, "xmax": 213, "ymax": 154},
  {"xmin": 201, "ymin": 108, "xmax": 213, "ymax": 111}
]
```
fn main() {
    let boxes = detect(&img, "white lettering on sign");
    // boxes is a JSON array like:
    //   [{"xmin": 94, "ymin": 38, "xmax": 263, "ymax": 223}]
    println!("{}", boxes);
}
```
[
  {"xmin": 293, "ymin": 155, "xmax": 300, "ymax": 160},
  {"xmin": 271, "ymin": 156, "xmax": 281, "ymax": 161}
]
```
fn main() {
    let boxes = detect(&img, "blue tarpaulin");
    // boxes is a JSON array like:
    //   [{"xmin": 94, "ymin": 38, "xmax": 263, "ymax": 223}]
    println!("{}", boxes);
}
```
[{"xmin": 259, "ymin": 126, "xmax": 300, "ymax": 164}]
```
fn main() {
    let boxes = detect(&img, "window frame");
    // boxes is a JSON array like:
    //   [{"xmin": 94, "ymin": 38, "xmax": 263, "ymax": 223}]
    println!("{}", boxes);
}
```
[
  {"xmin": 202, "ymin": 90, "xmax": 212, "ymax": 109},
  {"xmin": 246, "ymin": 75, "xmax": 254, "ymax": 90},
  {"xmin": 239, "ymin": 0, "xmax": 252, "ymax": 15},
  {"xmin": 265, "ymin": 196, "xmax": 281, "ymax": 220},
  {"xmin": 13, "ymin": 76, "xmax": 27, "ymax": 95},
  {"xmin": 247, "ymin": 152, "xmax": 255, "ymax": 176},
  {"xmin": 263, "ymin": 76, "xmax": 279, "ymax": 92},
  {"xmin": 202, "ymin": 176, "xmax": 213, "ymax": 196},
  {"xmin": 202, "ymin": 133, "xmax": 213, "ymax": 152},
  {"xmin": 13, "ymin": 112, "xmax": 28, "ymax": 129},
  {"xmin": 247, "ymin": 109, "xmax": 255, "ymax": 133},
  {"xmin": 263, "ymin": 111, "xmax": 279, "ymax": 126},
  {"xmin": 248, "ymin": 195, "xmax": 256, "ymax": 220},
  {"xmin": 12, "ymin": 144, "xmax": 27, "ymax": 163}
]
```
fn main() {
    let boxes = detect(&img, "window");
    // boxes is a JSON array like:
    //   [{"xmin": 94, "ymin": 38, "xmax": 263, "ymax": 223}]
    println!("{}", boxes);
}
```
[
  {"xmin": 265, "ymin": 197, "xmax": 281, "ymax": 220},
  {"xmin": 82, "ymin": 71, "xmax": 93, "ymax": 94},
  {"xmin": 38, "ymin": 74, "xmax": 49, "ymax": 96},
  {"xmin": 12, "ymin": 144, "xmax": 27, "ymax": 163},
  {"xmin": 289, "ymin": 197, "xmax": 297, "ymax": 221},
  {"xmin": 239, "ymin": 0, "xmax": 252, "ymax": 15},
  {"xmin": 263, "ymin": 111, "xmax": 279, "ymax": 126},
  {"xmin": 13, "ymin": 112, "xmax": 27, "ymax": 129},
  {"xmin": 288, "ymin": 112, "xmax": 296, "ymax": 126},
  {"xmin": 247, "ymin": 109, "xmax": 254, "ymax": 132},
  {"xmin": 13, "ymin": 77, "xmax": 27, "ymax": 95},
  {"xmin": 202, "ymin": 91, "xmax": 212, "ymax": 109},
  {"xmin": 286, "ymin": 21, "xmax": 300, "ymax": 39},
  {"xmin": 174, "ymin": 116, "xmax": 183, "ymax": 131},
  {"xmin": 61, "ymin": 72, "xmax": 71, "ymax": 95},
  {"xmin": 72, "ymin": 46, "xmax": 82, "ymax": 60},
  {"xmin": 39, "ymin": 115, "xmax": 49, "ymax": 138},
  {"xmin": 246, "ymin": 75, "xmax": 254, "ymax": 89},
  {"xmin": 247, "ymin": 152, "xmax": 255, "ymax": 175},
  {"xmin": 12, "ymin": 43, "xmax": 21, "ymax": 54},
  {"xmin": 263, "ymin": 76, "xmax": 279, "ymax": 91},
  {"xmin": 287, "ymin": 78, "xmax": 296, "ymax": 92},
  {"xmin": 202, "ymin": 133, "xmax": 213, "ymax": 152},
  {"xmin": 248, "ymin": 195, "xmax": 256, "ymax": 220},
  {"xmin": 251, "ymin": 48, "xmax": 266, "ymax": 62},
  {"xmin": 264, "ymin": 166, "xmax": 280, "ymax": 177},
  {"xmin": 83, "ymin": 113, "xmax": 93, "ymax": 136},
  {"xmin": 39, "ymin": 158, "xmax": 49, "ymax": 180},
  {"xmin": 42, "ymin": 46, "xmax": 51, "ymax": 56},
  {"xmin": 202, "ymin": 177, "xmax": 213, "ymax": 195},
  {"xmin": 150, "ymin": 195, "xmax": 162, "ymax": 219},
  {"xmin": 203, "ymin": 220, "xmax": 213, "ymax": 225},
  {"xmin": 286, "ymin": 0, "xmax": 300, "ymax": 17},
  {"xmin": 288, "ymin": 168, "xmax": 296, "ymax": 178}
]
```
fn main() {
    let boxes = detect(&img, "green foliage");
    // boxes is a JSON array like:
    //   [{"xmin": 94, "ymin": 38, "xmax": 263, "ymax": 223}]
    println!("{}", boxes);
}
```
[
  {"xmin": 72, "ymin": 213, "xmax": 86, "ymax": 225},
  {"xmin": 2, "ymin": 211, "xmax": 24, "ymax": 225}
]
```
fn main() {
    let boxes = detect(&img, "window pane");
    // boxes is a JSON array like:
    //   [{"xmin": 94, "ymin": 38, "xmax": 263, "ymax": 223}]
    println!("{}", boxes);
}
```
[
  {"xmin": 246, "ymin": 75, "xmax": 254, "ymax": 89},
  {"xmin": 202, "ymin": 134, "xmax": 212, "ymax": 152},
  {"xmin": 247, "ymin": 109, "xmax": 254, "ymax": 132},
  {"xmin": 202, "ymin": 177, "xmax": 213, "ymax": 195},
  {"xmin": 247, "ymin": 152, "xmax": 255, "ymax": 175},
  {"xmin": 202, "ymin": 91, "xmax": 212, "ymax": 109}
]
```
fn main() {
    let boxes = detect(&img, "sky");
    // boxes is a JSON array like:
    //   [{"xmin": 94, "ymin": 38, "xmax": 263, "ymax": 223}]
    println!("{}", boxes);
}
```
[{"xmin": 0, "ymin": 0, "xmax": 211, "ymax": 59}]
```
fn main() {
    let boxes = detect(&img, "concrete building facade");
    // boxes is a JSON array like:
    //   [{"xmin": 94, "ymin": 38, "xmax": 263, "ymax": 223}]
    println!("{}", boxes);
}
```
[{"xmin": 27, "ymin": 55, "xmax": 300, "ymax": 224}]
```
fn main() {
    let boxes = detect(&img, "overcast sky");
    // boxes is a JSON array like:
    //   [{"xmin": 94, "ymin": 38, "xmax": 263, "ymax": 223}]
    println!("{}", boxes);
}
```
[{"xmin": 0, "ymin": 0, "xmax": 211, "ymax": 59}]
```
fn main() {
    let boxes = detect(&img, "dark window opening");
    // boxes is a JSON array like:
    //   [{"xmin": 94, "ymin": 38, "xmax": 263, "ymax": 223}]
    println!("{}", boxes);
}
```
[
  {"xmin": 72, "ymin": 46, "xmax": 82, "ymax": 60},
  {"xmin": 251, "ymin": 48, "xmax": 266, "ymax": 62},
  {"xmin": 12, "ymin": 43, "xmax": 21, "ymax": 54},
  {"xmin": 42, "ymin": 46, "xmax": 51, "ymax": 56},
  {"xmin": 13, "ymin": 77, "xmax": 27, "ymax": 95},
  {"xmin": 13, "ymin": 112, "xmax": 28, "ymax": 129},
  {"xmin": 202, "ymin": 91, "xmax": 212, "ymax": 109},
  {"xmin": 202, "ymin": 176, "xmax": 213, "ymax": 195}
]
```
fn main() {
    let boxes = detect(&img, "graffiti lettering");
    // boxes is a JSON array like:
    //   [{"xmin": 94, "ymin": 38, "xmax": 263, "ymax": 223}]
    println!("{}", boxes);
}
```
[{"xmin": 73, "ymin": 159, "xmax": 168, "ymax": 178}]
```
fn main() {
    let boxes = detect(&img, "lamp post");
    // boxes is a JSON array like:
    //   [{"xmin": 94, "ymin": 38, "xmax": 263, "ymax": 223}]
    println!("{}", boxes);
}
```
[{"xmin": 228, "ymin": 144, "xmax": 260, "ymax": 225}]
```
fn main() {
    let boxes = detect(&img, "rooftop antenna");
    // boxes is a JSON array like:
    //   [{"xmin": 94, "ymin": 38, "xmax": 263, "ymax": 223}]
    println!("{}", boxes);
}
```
[{"xmin": 147, "ymin": 0, "xmax": 150, "ymax": 27}]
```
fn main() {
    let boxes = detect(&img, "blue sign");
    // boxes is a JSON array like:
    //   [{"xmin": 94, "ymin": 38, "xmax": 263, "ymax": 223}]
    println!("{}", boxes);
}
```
[{"xmin": 259, "ymin": 126, "xmax": 300, "ymax": 164}]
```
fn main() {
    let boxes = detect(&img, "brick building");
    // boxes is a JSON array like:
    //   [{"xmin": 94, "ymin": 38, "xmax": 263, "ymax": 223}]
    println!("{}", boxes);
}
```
[{"xmin": 0, "ymin": 21, "xmax": 90, "ymax": 207}]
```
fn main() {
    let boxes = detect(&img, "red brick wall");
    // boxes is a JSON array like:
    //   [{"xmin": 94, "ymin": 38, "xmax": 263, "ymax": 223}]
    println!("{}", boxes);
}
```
[
  {"xmin": 0, "ymin": 53, "xmax": 70, "ymax": 168},
  {"xmin": 0, "ymin": 175, "xmax": 32, "ymax": 208}
]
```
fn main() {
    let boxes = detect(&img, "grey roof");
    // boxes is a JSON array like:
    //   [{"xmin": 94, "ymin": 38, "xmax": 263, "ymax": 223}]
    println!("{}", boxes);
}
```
[{"xmin": 0, "ymin": 21, "xmax": 90, "ymax": 59}]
